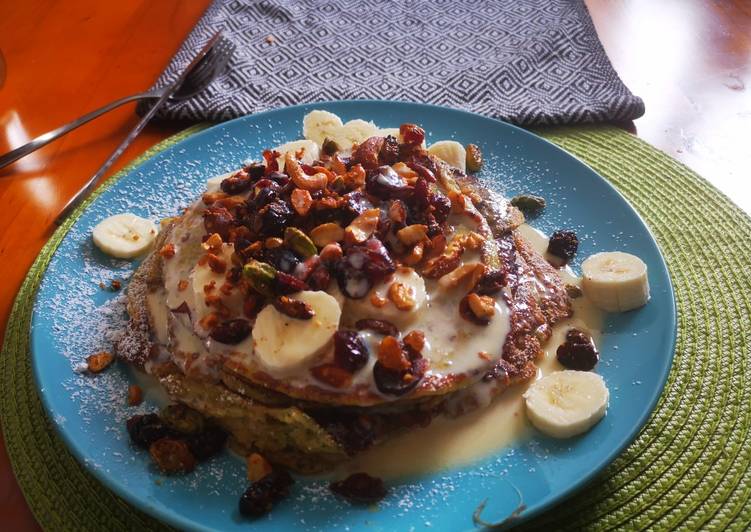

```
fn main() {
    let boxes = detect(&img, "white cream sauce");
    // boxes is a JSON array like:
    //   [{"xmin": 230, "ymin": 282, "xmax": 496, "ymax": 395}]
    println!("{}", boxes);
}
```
[{"xmin": 343, "ymin": 224, "xmax": 604, "ymax": 479}]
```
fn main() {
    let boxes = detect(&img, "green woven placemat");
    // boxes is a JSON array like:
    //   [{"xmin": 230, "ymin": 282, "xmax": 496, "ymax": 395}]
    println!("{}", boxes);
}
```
[{"xmin": 2, "ymin": 125, "xmax": 750, "ymax": 530}]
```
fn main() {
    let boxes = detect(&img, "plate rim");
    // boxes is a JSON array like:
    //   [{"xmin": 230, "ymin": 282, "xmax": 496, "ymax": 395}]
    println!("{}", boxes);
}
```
[{"xmin": 29, "ymin": 99, "xmax": 677, "ymax": 530}]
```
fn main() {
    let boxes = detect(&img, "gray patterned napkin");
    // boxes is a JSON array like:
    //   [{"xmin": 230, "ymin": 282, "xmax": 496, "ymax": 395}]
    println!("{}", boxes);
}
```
[{"xmin": 148, "ymin": 0, "xmax": 644, "ymax": 125}]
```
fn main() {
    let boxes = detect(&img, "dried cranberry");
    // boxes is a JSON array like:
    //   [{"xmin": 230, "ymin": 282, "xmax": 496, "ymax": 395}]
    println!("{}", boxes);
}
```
[
  {"xmin": 340, "ymin": 191, "xmax": 373, "ymax": 225},
  {"xmin": 547, "ymin": 230, "xmax": 579, "ymax": 264},
  {"xmin": 330, "ymin": 473, "xmax": 387, "ymax": 504},
  {"xmin": 262, "ymin": 149, "xmax": 280, "ymax": 174},
  {"xmin": 337, "ymin": 269, "xmax": 373, "ymax": 299},
  {"xmin": 372, "ymin": 356, "xmax": 425, "ymax": 396},
  {"xmin": 399, "ymin": 124, "xmax": 425, "ymax": 145},
  {"xmin": 336, "ymin": 239, "xmax": 395, "ymax": 298},
  {"xmin": 361, "ymin": 238, "xmax": 396, "ymax": 280},
  {"xmin": 203, "ymin": 206, "xmax": 236, "ymax": 241},
  {"xmin": 355, "ymin": 319, "xmax": 398, "ymax": 337},
  {"xmin": 474, "ymin": 270, "xmax": 506, "ymax": 295},
  {"xmin": 274, "ymin": 271, "xmax": 308, "ymax": 294},
  {"xmin": 333, "ymin": 330, "xmax": 369, "ymax": 372},
  {"xmin": 252, "ymin": 199, "xmax": 294, "ymax": 238},
  {"xmin": 265, "ymin": 171, "xmax": 290, "ymax": 186},
  {"xmin": 244, "ymin": 162, "xmax": 266, "ymax": 180},
  {"xmin": 429, "ymin": 190, "xmax": 451, "ymax": 224},
  {"xmin": 260, "ymin": 247, "xmax": 300, "ymax": 274},
  {"xmin": 186, "ymin": 424, "xmax": 228, "ymax": 461},
  {"xmin": 365, "ymin": 166, "xmax": 412, "ymax": 200},
  {"xmin": 412, "ymin": 177, "xmax": 430, "ymax": 210},
  {"xmin": 239, "ymin": 469, "xmax": 294, "ymax": 518},
  {"xmin": 221, "ymin": 171, "xmax": 253, "ymax": 194},
  {"xmin": 556, "ymin": 329, "xmax": 599, "ymax": 370},
  {"xmin": 249, "ymin": 182, "xmax": 280, "ymax": 210},
  {"xmin": 307, "ymin": 265, "xmax": 331, "ymax": 291},
  {"xmin": 407, "ymin": 162, "xmax": 436, "ymax": 183},
  {"xmin": 149, "ymin": 438, "xmax": 196, "ymax": 474},
  {"xmin": 126, "ymin": 413, "xmax": 175, "ymax": 449},
  {"xmin": 210, "ymin": 319, "xmax": 251, "ymax": 344},
  {"xmin": 352, "ymin": 136, "xmax": 385, "ymax": 169},
  {"xmin": 379, "ymin": 135, "xmax": 399, "ymax": 165}
]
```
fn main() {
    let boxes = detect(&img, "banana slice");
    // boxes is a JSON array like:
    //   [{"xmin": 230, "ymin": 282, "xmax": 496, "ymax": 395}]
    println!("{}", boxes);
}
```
[
  {"xmin": 428, "ymin": 140, "xmax": 467, "ymax": 172},
  {"xmin": 205, "ymin": 171, "xmax": 238, "ymax": 193},
  {"xmin": 524, "ymin": 370, "xmax": 609, "ymax": 438},
  {"xmin": 339, "ymin": 119, "xmax": 379, "ymax": 145},
  {"xmin": 92, "ymin": 213, "xmax": 158, "ymax": 259},
  {"xmin": 581, "ymin": 252, "xmax": 650, "ymax": 312},
  {"xmin": 345, "ymin": 267, "xmax": 427, "ymax": 328},
  {"xmin": 252, "ymin": 290, "xmax": 342, "ymax": 373},
  {"xmin": 274, "ymin": 139, "xmax": 320, "ymax": 171},
  {"xmin": 303, "ymin": 110, "xmax": 344, "ymax": 147}
]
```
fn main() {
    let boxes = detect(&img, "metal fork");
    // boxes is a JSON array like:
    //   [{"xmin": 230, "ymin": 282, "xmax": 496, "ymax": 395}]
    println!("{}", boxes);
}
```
[
  {"xmin": 0, "ymin": 36, "xmax": 234, "ymax": 170},
  {"xmin": 51, "ymin": 34, "xmax": 234, "ymax": 224}
]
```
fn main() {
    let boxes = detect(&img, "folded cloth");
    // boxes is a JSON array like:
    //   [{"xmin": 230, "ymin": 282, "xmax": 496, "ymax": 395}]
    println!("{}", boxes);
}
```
[{"xmin": 146, "ymin": 0, "xmax": 644, "ymax": 125}]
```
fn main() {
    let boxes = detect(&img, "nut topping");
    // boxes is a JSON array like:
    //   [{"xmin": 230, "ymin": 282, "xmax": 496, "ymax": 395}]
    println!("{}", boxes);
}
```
[
  {"xmin": 396, "ymin": 224, "xmax": 429, "ymax": 246},
  {"xmin": 344, "ymin": 208, "xmax": 381, "ymax": 245},
  {"xmin": 310, "ymin": 222, "xmax": 345, "ymax": 248},
  {"xmin": 387, "ymin": 281, "xmax": 416, "ymax": 311}
]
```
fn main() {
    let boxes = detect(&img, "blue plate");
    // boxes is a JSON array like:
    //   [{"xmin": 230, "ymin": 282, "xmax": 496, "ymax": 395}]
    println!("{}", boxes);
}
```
[{"xmin": 30, "ymin": 101, "xmax": 676, "ymax": 531}]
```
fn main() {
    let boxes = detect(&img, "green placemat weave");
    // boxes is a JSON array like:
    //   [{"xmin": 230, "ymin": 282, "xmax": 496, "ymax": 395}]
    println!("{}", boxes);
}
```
[{"xmin": 2, "ymin": 125, "xmax": 750, "ymax": 531}]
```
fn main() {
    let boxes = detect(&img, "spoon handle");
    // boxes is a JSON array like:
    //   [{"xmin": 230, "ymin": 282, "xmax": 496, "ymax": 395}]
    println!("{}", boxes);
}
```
[{"xmin": 0, "ymin": 90, "xmax": 161, "ymax": 170}]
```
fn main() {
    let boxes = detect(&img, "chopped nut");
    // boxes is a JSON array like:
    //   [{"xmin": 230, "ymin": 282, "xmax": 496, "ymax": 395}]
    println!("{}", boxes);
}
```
[
  {"xmin": 202, "ymin": 232, "xmax": 223, "ymax": 253},
  {"xmin": 378, "ymin": 336, "xmax": 411, "ymax": 371},
  {"xmin": 202, "ymin": 191, "xmax": 229, "ymax": 205},
  {"xmin": 264, "ymin": 237, "xmax": 284, "ymax": 249},
  {"xmin": 437, "ymin": 263, "xmax": 478, "ymax": 289},
  {"xmin": 207, "ymin": 253, "xmax": 227, "ymax": 274},
  {"xmin": 342, "ymin": 164, "xmax": 366, "ymax": 188},
  {"xmin": 311, "ymin": 364, "xmax": 353, "ymax": 388},
  {"xmin": 283, "ymin": 227, "xmax": 317, "ymax": 258},
  {"xmin": 370, "ymin": 292, "xmax": 388, "ymax": 307},
  {"xmin": 319, "ymin": 242, "xmax": 344, "ymax": 263},
  {"xmin": 478, "ymin": 351, "xmax": 492, "ymax": 362},
  {"xmin": 86, "ymin": 351, "xmax": 114, "ymax": 373},
  {"xmin": 285, "ymin": 152, "xmax": 327, "ymax": 191},
  {"xmin": 565, "ymin": 284, "xmax": 583, "ymax": 299},
  {"xmin": 468, "ymin": 293, "xmax": 495, "ymax": 319},
  {"xmin": 127, "ymin": 385, "xmax": 143, "ymax": 406},
  {"xmin": 247, "ymin": 453, "xmax": 273, "ymax": 482},
  {"xmin": 177, "ymin": 279, "xmax": 189, "ymax": 291},
  {"xmin": 465, "ymin": 144, "xmax": 483, "ymax": 173},
  {"xmin": 203, "ymin": 280, "xmax": 216, "ymax": 294},
  {"xmin": 149, "ymin": 438, "xmax": 196, "ymax": 474},
  {"xmin": 387, "ymin": 282, "xmax": 416, "ymax": 311},
  {"xmin": 274, "ymin": 296, "xmax": 315, "ymax": 320},
  {"xmin": 310, "ymin": 222, "xmax": 345, "ymax": 248},
  {"xmin": 388, "ymin": 200, "xmax": 407, "ymax": 224},
  {"xmin": 427, "ymin": 234, "xmax": 447, "ymax": 258},
  {"xmin": 243, "ymin": 259, "xmax": 277, "ymax": 297},
  {"xmin": 392, "ymin": 161, "xmax": 418, "ymax": 179},
  {"xmin": 396, "ymin": 224, "xmax": 429, "ymax": 246},
  {"xmin": 198, "ymin": 312, "xmax": 220, "ymax": 331},
  {"xmin": 448, "ymin": 191, "xmax": 467, "ymax": 214},
  {"xmin": 345, "ymin": 208, "xmax": 381, "ymax": 245},
  {"xmin": 291, "ymin": 188, "xmax": 313, "ymax": 216},
  {"xmin": 403, "ymin": 330, "xmax": 425, "ymax": 353},
  {"xmin": 403, "ymin": 241, "xmax": 425, "ymax": 266},
  {"xmin": 510, "ymin": 194, "xmax": 546, "ymax": 216},
  {"xmin": 421, "ymin": 249, "xmax": 462, "ymax": 278},
  {"xmin": 159, "ymin": 243, "xmax": 176, "ymax": 258}
]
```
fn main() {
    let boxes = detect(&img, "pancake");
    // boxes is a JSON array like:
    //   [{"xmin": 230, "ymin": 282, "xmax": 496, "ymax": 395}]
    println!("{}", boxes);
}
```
[{"xmin": 115, "ymin": 116, "xmax": 571, "ymax": 472}]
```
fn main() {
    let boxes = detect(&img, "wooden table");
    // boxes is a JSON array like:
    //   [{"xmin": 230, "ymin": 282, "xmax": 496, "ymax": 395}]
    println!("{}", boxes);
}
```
[{"xmin": 1, "ymin": 1, "xmax": 748, "ymax": 528}]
